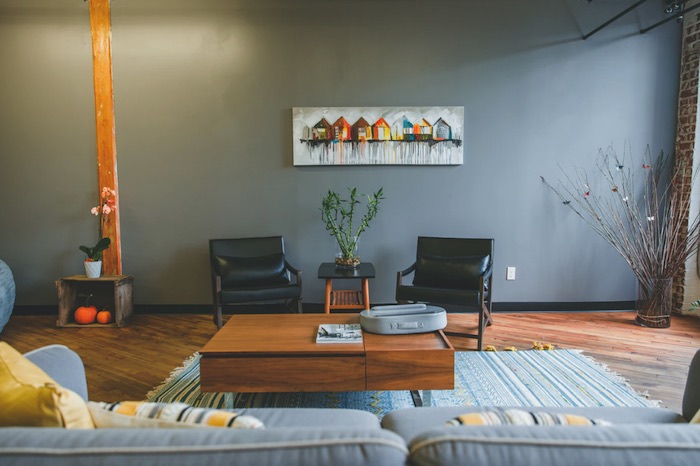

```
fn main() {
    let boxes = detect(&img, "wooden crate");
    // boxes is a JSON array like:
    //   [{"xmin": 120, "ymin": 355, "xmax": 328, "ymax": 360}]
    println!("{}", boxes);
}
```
[{"xmin": 56, "ymin": 275, "xmax": 133, "ymax": 328}]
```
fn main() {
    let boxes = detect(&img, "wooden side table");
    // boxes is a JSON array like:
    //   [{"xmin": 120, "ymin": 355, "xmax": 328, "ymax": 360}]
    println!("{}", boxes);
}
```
[
  {"xmin": 318, "ymin": 262, "xmax": 375, "ymax": 313},
  {"xmin": 56, "ymin": 275, "xmax": 134, "ymax": 327}
]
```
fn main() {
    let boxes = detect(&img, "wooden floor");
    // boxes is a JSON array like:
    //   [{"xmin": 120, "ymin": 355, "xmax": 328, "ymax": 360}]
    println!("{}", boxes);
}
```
[{"xmin": 2, "ymin": 311, "xmax": 699, "ymax": 414}]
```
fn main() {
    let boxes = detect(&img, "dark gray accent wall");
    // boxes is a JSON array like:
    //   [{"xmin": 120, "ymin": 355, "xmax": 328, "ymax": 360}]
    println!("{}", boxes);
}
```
[{"xmin": 0, "ymin": 0, "xmax": 682, "ymax": 306}]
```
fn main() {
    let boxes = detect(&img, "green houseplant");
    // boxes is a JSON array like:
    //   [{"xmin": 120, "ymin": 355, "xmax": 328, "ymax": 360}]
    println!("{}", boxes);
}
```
[{"xmin": 321, "ymin": 187, "xmax": 384, "ymax": 268}]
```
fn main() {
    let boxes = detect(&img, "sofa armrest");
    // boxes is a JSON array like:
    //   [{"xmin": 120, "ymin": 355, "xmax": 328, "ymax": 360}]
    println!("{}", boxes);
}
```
[
  {"xmin": 682, "ymin": 348, "xmax": 700, "ymax": 421},
  {"xmin": 23, "ymin": 345, "xmax": 88, "ymax": 401}
]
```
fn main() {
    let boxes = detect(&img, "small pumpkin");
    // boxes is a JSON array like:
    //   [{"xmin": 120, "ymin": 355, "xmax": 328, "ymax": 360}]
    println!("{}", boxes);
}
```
[
  {"xmin": 96, "ymin": 309, "xmax": 112, "ymax": 324},
  {"xmin": 74, "ymin": 305, "xmax": 97, "ymax": 324}
]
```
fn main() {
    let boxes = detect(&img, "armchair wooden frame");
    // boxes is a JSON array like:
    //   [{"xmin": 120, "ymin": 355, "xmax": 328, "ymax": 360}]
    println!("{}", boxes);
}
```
[
  {"xmin": 209, "ymin": 237, "xmax": 303, "ymax": 329},
  {"xmin": 396, "ymin": 237, "xmax": 494, "ymax": 351}
]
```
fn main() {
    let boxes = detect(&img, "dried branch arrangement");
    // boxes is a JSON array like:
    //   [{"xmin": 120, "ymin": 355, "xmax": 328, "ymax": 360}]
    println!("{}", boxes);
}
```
[{"xmin": 541, "ymin": 145, "xmax": 700, "ymax": 327}]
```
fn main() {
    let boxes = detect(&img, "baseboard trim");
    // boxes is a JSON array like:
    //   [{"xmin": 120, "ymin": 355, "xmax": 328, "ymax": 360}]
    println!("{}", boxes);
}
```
[{"xmin": 11, "ymin": 301, "xmax": 636, "ymax": 316}]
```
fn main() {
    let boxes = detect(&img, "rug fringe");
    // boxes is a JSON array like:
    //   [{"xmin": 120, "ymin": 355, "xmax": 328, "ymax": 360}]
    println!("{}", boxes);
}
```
[
  {"xmin": 572, "ymin": 349, "xmax": 663, "ymax": 407},
  {"xmin": 145, "ymin": 352, "xmax": 200, "ymax": 400}
]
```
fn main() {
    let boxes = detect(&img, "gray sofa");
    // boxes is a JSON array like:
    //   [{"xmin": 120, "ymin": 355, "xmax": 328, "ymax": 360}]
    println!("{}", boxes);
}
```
[{"xmin": 1, "ymin": 345, "xmax": 699, "ymax": 466}]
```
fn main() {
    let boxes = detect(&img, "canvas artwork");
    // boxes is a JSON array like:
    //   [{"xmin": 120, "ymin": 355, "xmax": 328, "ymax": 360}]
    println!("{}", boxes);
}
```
[{"xmin": 292, "ymin": 106, "xmax": 464, "ymax": 166}]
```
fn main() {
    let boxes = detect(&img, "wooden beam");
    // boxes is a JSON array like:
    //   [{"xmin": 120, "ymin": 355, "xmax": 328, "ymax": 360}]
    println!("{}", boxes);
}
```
[{"xmin": 88, "ymin": 0, "xmax": 121, "ymax": 275}]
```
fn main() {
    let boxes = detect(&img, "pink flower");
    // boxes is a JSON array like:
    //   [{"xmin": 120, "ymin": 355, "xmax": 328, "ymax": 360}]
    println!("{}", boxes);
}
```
[
  {"xmin": 90, "ymin": 207, "xmax": 100, "ymax": 215},
  {"xmin": 102, "ymin": 205, "xmax": 112, "ymax": 215}
]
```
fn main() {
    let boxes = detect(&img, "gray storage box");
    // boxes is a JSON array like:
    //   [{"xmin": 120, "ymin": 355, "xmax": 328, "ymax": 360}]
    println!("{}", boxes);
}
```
[{"xmin": 360, "ymin": 304, "xmax": 447, "ymax": 335}]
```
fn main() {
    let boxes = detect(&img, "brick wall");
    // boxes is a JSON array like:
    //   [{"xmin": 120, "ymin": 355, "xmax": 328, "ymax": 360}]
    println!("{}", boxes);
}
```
[{"xmin": 675, "ymin": 2, "xmax": 700, "ymax": 316}]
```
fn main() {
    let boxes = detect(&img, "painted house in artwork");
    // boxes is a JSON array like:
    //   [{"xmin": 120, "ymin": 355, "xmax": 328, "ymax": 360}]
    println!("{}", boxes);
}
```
[
  {"xmin": 413, "ymin": 118, "xmax": 432, "ymax": 141},
  {"xmin": 313, "ymin": 118, "xmax": 332, "ymax": 140},
  {"xmin": 332, "ymin": 117, "xmax": 352, "ymax": 141},
  {"xmin": 392, "ymin": 116, "xmax": 414, "ymax": 141},
  {"xmin": 372, "ymin": 117, "xmax": 391, "ymax": 140},
  {"xmin": 433, "ymin": 118, "xmax": 452, "ymax": 140},
  {"xmin": 302, "ymin": 125, "xmax": 312, "ymax": 140},
  {"xmin": 351, "ymin": 117, "xmax": 372, "ymax": 141}
]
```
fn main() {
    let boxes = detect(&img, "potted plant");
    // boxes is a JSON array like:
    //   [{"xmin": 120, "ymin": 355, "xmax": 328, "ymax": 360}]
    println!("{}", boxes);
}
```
[
  {"xmin": 321, "ymin": 187, "xmax": 384, "ymax": 268},
  {"xmin": 541, "ymin": 145, "xmax": 700, "ymax": 328},
  {"xmin": 79, "ymin": 187, "xmax": 116, "ymax": 278}
]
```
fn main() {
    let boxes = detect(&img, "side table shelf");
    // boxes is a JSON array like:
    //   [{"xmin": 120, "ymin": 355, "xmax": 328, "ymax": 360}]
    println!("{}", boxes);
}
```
[{"xmin": 56, "ymin": 275, "xmax": 134, "ymax": 328}]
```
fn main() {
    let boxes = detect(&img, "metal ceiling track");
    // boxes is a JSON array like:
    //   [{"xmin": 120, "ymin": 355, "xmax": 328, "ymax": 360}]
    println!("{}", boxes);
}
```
[
  {"xmin": 583, "ymin": 0, "xmax": 690, "ymax": 40},
  {"xmin": 642, "ymin": 2, "xmax": 700, "ymax": 33}
]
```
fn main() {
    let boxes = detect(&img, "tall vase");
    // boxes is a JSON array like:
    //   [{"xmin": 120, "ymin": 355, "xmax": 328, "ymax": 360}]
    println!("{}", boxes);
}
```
[
  {"xmin": 335, "ymin": 239, "xmax": 360, "ymax": 269},
  {"xmin": 635, "ymin": 278, "xmax": 672, "ymax": 328},
  {"xmin": 84, "ymin": 260, "xmax": 102, "ymax": 279}
]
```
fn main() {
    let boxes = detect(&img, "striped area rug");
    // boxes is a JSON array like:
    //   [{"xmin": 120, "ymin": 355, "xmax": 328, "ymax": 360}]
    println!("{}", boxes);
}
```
[{"xmin": 146, "ymin": 349, "xmax": 658, "ymax": 418}]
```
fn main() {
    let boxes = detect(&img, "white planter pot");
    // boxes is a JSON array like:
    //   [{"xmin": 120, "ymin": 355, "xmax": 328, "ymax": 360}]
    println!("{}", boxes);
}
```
[{"xmin": 84, "ymin": 260, "xmax": 102, "ymax": 279}]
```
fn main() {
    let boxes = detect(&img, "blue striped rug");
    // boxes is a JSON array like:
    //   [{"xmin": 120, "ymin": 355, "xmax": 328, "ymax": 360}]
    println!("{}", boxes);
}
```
[{"xmin": 146, "ymin": 349, "xmax": 658, "ymax": 418}]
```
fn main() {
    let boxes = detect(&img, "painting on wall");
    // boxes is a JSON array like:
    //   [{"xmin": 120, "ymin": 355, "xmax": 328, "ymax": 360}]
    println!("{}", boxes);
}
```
[{"xmin": 292, "ymin": 106, "xmax": 464, "ymax": 166}]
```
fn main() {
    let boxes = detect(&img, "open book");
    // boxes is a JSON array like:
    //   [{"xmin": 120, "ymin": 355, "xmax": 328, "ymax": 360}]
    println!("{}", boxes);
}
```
[{"xmin": 316, "ymin": 324, "xmax": 363, "ymax": 344}]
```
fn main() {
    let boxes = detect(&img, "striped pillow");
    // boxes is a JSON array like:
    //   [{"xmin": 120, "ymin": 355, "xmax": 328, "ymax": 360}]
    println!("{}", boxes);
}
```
[
  {"xmin": 88, "ymin": 401, "xmax": 264, "ymax": 429},
  {"xmin": 447, "ymin": 408, "xmax": 610, "ymax": 426}
]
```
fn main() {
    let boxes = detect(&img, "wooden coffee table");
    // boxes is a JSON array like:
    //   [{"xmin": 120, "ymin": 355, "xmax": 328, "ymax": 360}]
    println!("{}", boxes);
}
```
[{"xmin": 199, "ymin": 314, "xmax": 454, "ymax": 406}]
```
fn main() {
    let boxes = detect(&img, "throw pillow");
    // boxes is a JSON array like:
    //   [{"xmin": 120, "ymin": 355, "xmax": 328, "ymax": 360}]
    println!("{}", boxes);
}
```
[
  {"xmin": 214, "ymin": 253, "xmax": 290, "ymax": 288},
  {"xmin": 0, "ymin": 342, "xmax": 94, "ymax": 428},
  {"xmin": 413, "ymin": 254, "xmax": 490, "ymax": 289},
  {"xmin": 446, "ymin": 408, "xmax": 610, "ymax": 426},
  {"xmin": 88, "ymin": 401, "xmax": 264, "ymax": 429},
  {"xmin": 690, "ymin": 409, "xmax": 700, "ymax": 424}
]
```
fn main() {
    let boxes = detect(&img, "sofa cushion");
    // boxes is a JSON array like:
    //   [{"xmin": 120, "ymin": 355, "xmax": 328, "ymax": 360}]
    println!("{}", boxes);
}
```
[
  {"xmin": 88, "ymin": 401, "xmax": 264, "ymax": 429},
  {"xmin": 413, "ymin": 254, "xmax": 489, "ymax": 289},
  {"xmin": 0, "ymin": 427, "xmax": 409, "ymax": 466},
  {"xmin": 446, "ymin": 408, "xmax": 609, "ymax": 426},
  {"xmin": 0, "ymin": 342, "xmax": 94, "ymax": 428},
  {"xmin": 408, "ymin": 424, "xmax": 700, "ymax": 466},
  {"xmin": 215, "ymin": 253, "xmax": 290, "ymax": 288},
  {"xmin": 382, "ymin": 406, "xmax": 685, "ymax": 442}
]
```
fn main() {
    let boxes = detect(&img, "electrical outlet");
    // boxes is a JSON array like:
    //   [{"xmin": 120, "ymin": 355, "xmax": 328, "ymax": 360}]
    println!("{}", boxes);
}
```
[{"xmin": 506, "ymin": 267, "xmax": 516, "ymax": 280}]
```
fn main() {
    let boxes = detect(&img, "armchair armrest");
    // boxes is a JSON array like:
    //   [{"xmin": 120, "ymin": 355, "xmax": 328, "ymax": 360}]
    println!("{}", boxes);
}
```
[
  {"xmin": 284, "ymin": 260, "xmax": 300, "ymax": 276},
  {"xmin": 399, "ymin": 262, "xmax": 417, "ymax": 278},
  {"xmin": 396, "ymin": 263, "xmax": 417, "ymax": 293},
  {"xmin": 285, "ymin": 260, "xmax": 302, "ymax": 288}
]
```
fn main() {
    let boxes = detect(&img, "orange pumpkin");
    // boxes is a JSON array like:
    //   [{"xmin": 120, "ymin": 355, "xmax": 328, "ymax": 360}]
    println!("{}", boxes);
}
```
[
  {"xmin": 96, "ymin": 309, "xmax": 112, "ymax": 324},
  {"xmin": 74, "ymin": 306, "xmax": 97, "ymax": 325}
]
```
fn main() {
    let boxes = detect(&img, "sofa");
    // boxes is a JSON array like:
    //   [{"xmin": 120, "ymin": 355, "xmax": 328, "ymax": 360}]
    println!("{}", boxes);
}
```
[{"xmin": 1, "ymin": 344, "xmax": 699, "ymax": 466}]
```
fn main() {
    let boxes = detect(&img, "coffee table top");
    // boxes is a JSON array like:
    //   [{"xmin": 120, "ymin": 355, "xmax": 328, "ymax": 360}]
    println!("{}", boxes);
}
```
[{"xmin": 200, "ymin": 313, "xmax": 452, "ymax": 357}]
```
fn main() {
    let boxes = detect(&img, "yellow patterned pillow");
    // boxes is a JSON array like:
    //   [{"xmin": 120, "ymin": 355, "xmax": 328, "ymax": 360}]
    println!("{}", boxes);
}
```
[
  {"xmin": 0, "ymin": 342, "xmax": 94, "ymax": 428},
  {"xmin": 447, "ymin": 408, "xmax": 610, "ymax": 426},
  {"xmin": 690, "ymin": 409, "xmax": 700, "ymax": 424},
  {"xmin": 88, "ymin": 401, "xmax": 264, "ymax": 429}
]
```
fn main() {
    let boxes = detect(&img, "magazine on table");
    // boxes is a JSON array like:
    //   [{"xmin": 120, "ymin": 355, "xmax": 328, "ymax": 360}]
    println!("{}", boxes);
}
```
[{"xmin": 316, "ymin": 323, "xmax": 363, "ymax": 344}]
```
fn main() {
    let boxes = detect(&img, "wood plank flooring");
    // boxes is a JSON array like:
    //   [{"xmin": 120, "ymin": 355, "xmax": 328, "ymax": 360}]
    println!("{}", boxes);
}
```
[{"xmin": 2, "ymin": 311, "xmax": 699, "ymax": 414}]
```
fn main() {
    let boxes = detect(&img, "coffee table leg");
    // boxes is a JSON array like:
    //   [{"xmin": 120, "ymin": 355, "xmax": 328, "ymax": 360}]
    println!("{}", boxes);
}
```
[
  {"xmin": 224, "ymin": 392, "xmax": 234, "ymax": 409},
  {"xmin": 410, "ymin": 390, "xmax": 433, "ymax": 407}
]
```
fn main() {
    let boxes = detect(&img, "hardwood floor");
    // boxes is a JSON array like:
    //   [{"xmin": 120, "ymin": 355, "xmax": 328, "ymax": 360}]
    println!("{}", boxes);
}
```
[{"xmin": 2, "ymin": 311, "xmax": 699, "ymax": 414}]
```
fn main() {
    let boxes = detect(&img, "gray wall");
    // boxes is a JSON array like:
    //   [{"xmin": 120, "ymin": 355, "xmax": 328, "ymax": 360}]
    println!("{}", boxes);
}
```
[{"xmin": 0, "ymin": 0, "xmax": 682, "ymax": 307}]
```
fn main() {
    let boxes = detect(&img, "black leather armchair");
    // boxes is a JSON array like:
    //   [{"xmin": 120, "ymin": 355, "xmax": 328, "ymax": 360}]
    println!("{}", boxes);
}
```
[
  {"xmin": 396, "ymin": 237, "xmax": 494, "ymax": 350},
  {"xmin": 209, "ymin": 236, "xmax": 302, "ymax": 329}
]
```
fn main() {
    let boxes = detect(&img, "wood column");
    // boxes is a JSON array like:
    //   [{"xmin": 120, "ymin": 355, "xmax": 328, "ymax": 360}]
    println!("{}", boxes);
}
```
[{"xmin": 88, "ymin": 0, "xmax": 121, "ymax": 275}]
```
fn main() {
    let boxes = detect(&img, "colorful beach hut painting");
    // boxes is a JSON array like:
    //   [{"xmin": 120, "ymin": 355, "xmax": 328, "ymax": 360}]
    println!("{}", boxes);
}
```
[
  {"xmin": 292, "ymin": 106, "xmax": 464, "ymax": 166},
  {"xmin": 351, "ymin": 117, "xmax": 372, "ymax": 141},
  {"xmin": 313, "ymin": 118, "xmax": 332, "ymax": 141},
  {"xmin": 433, "ymin": 118, "xmax": 452, "ymax": 141},
  {"xmin": 372, "ymin": 118, "xmax": 391, "ymax": 140}
]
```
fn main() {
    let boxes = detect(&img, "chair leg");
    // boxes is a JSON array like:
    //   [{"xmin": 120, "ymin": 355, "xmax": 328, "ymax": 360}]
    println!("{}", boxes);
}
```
[
  {"xmin": 477, "ymin": 305, "xmax": 484, "ymax": 351},
  {"xmin": 297, "ymin": 299, "xmax": 303, "ymax": 314},
  {"xmin": 213, "ymin": 304, "xmax": 223, "ymax": 329}
]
